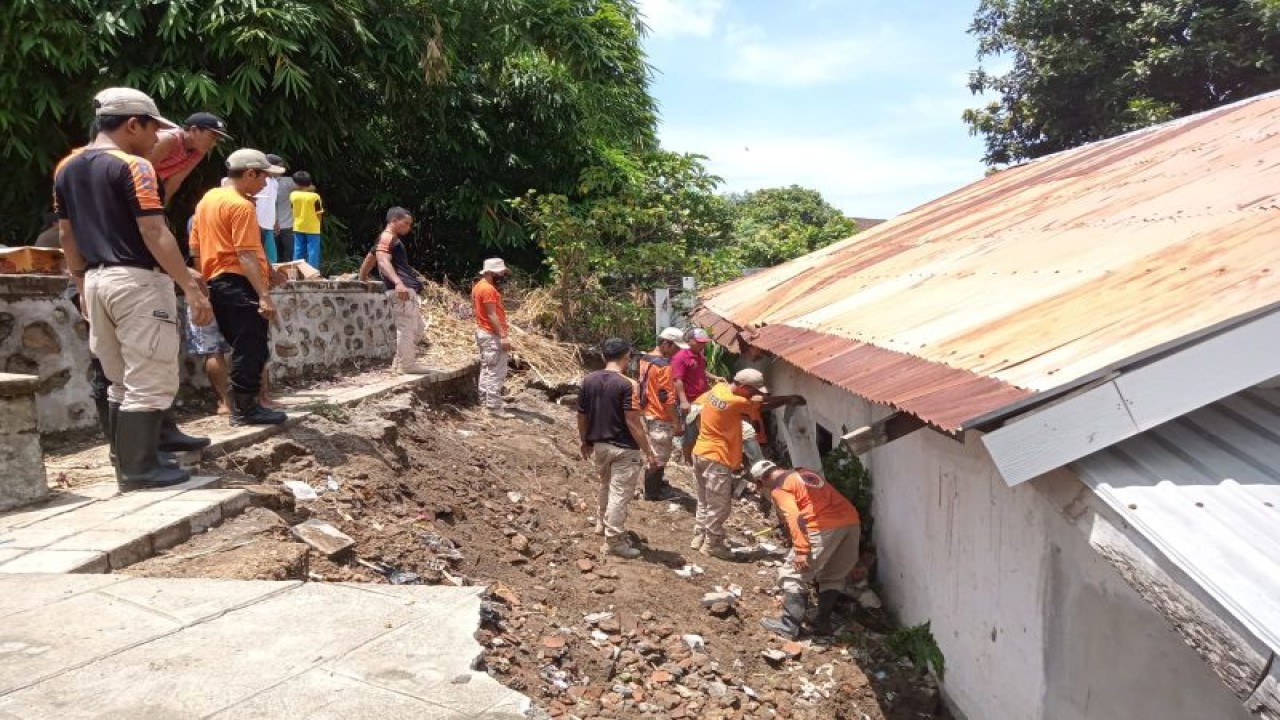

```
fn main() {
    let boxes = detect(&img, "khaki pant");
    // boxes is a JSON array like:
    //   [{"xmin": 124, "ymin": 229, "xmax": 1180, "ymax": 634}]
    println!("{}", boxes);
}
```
[
  {"xmin": 778, "ymin": 524, "xmax": 861, "ymax": 595},
  {"xmin": 476, "ymin": 329, "xmax": 509, "ymax": 409},
  {"xmin": 692, "ymin": 455, "xmax": 735, "ymax": 540},
  {"xmin": 644, "ymin": 418, "xmax": 675, "ymax": 466},
  {"xmin": 84, "ymin": 266, "xmax": 180, "ymax": 411},
  {"xmin": 387, "ymin": 291, "xmax": 424, "ymax": 369},
  {"xmin": 594, "ymin": 442, "xmax": 642, "ymax": 538}
]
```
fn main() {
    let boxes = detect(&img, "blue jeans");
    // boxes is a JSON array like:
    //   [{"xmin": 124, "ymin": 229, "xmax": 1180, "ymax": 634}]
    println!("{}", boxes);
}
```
[
  {"xmin": 293, "ymin": 232, "xmax": 322, "ymax": 271},
  {"xmin": 260, "ymin": 228, "xmax": 277, "ymax": 264}
]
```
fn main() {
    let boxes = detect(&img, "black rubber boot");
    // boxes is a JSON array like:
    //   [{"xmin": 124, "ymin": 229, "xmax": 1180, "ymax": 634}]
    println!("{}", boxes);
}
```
[
  {"xmin": 810, "ymin": 590, "xmax": 842, "ymax": 637},
  {"xmin": 157, "ymin": 407, "xmax": 210, "ymax": 452},
  {"xmin": 116, "ymin": 410, "xmax": 190, "ymax": 488},
  {"xmin": 107, "ymin": 402, "xmax": 181, "ymax": 471},
  {"xmin": 644, "ymin": 466, "xmax": 677, "ymax": 500},
  {"xmin": 230, "ymin": 391, "xmax": 287, "ymax": 426},
  {"xmin": 760, "ymin": 592, "xmax": 808, "ymax": 639},
  {"xmin": 94, "ymin": 396, "xmax": 113, "ymax": 445}
]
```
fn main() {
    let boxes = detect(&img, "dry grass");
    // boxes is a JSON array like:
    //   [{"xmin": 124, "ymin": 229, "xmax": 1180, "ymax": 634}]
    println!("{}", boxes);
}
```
[{"xmin": 418, "ymin": 279, "xmax": 582, "ymax": 386}]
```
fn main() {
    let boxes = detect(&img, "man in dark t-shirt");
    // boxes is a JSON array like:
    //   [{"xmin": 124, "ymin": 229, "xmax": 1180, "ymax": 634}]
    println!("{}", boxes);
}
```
[
  {"xmin": 375, "ymin": 206, "xmax": 427, "ymax": 374},
  {"xmin": 578, "ymin": 338, "xmax": 658, "ymax": 559}
]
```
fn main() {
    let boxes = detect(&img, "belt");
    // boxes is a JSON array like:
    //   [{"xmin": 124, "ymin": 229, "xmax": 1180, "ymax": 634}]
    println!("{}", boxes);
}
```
[{"xmin": 88, "ymin": 262, "xmax": 162, "ymax": 272}]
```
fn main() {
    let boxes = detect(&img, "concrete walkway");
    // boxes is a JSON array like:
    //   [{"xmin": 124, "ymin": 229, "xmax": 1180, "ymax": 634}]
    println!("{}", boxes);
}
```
[
  {"xmin": 0, "ymin": 575, "xmax": 530, "ymax": 719},
  {"xmin": 0, "ymin": 364, "xmax": 477, "ymax": 575}
]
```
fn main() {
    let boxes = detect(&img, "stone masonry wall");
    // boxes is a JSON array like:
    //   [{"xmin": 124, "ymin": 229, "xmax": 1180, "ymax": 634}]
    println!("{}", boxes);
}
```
[{"xmin": 0, "ymin": 275, "xmax": 394, "ymax": 434}]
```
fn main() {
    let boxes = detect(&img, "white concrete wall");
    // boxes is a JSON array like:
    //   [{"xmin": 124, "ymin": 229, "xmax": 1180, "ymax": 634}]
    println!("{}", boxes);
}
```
[{"xmin": 768, "ymin": 361, "xmax": 1255, "ymax": 720}]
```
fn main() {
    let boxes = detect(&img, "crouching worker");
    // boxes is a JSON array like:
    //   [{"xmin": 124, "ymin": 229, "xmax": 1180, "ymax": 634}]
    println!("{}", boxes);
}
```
[{"xmin": 752, "ymin": 460, "xmax": 861, "ymax": 639}]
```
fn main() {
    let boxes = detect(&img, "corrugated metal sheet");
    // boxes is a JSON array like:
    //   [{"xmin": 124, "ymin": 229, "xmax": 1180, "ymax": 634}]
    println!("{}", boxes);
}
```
[
  {"xmin": 1073, "ymin": 387, "xmax": 1280, "ymax": 656},
  {"xmin": 699, "ymin": 90, "xmax": 1280, "ymax": 429}
]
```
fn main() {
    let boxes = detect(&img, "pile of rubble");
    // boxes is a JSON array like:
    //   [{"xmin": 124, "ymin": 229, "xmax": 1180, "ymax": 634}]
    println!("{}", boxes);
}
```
[{"xmin": 137, "ymin": 383, "xmax": 945, "ymax": 719}]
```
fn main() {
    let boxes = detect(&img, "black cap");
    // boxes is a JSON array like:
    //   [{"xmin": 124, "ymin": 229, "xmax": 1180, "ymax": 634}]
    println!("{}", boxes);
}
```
[
  {"xmin": 184, "ymin": 112, "xmax": 231, "ymax": 139},
  {"xmin": 265, "ymin": 153, "xmax": 285, "ymax": 167}
]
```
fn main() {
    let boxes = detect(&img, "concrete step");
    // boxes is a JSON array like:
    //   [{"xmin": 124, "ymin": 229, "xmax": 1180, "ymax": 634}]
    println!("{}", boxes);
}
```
[{"xmin": 0, "ymin": 363, "xmax": 479, "ymax": 575}]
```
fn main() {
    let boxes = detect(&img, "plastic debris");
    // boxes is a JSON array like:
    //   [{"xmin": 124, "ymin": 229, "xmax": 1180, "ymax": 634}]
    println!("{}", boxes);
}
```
[
  {"xmin": 682, "ymin": 634, "xmax": 705, "ymax": 651},
  {"xmin": 282, "ymin": 480, "xmax": 318, "ymax": 501},
  {"xmin": 507, "ymin": 491, "xmax": 524, "ymax": 504},
  {"xmin": 673, "ymin": 564, "xmax": 704, "ymax": 579},
  {"xmin": 591, "ymin": 629, "xmax": 610, "ymax": 642},
  {"xmin": 325, "ymin": 475, "xmax": 341, "ymax": 493},
  {"xmin": 389, "ymin": 570, "xmax": 422, "ymax": 585},
  {"xmin": 583, "ymin": 611, "xmax": 615, "ymax": 625},
  {"xmin": 420, "ymin": 531, "xmax": 464, "ymax": 561}
]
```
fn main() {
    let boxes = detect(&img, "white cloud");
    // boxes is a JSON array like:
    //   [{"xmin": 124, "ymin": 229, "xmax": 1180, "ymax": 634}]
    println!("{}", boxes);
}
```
[
  {"xmin": 721, "ymin": 24, "xmax": 911, "ymax": 87},
  {"xmin": 636, "ymin": 0, "xmax": 726, "ymax": 38},
  {"xmin": 660, "ymin": 125, "xmax": 984, "ymax": 218}
]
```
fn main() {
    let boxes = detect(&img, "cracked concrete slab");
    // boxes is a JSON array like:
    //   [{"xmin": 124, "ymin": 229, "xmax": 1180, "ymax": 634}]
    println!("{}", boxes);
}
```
[{"xmin": 0, "ymin": 576, "xmax": 528, "ymax": 720}]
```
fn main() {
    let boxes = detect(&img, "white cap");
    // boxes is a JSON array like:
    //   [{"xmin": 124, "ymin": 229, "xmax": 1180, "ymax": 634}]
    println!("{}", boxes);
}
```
[
  {"xmin": 93, "ymin": 87, "xmax": 177, "ymax": 129},
  {"xmin": 750, "ymin": 460, "xmax": 778, "ymax": 480},
  {"xmin": 733, "ymin": 368, "xmax": 769, "ymax": 393},
  {"xmin": 482, "ymin": 258, "xmax": 509, "ymax": 275},
  {"xmin": 658, "ymin": 327, "xmax": 687, "ymax": 348},
  {"xmin": 225, "ymin": 148, "xmax": 286, "ymax": 175}
]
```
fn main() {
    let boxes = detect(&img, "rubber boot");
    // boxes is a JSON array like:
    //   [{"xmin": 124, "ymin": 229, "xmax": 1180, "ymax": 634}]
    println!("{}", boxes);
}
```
[
  {"xmin": 230, "ymin": 391, "xmax": 287, "ymax": 426},
  {"xmin": 157, "ymin": 407, "xmax": 210, "ymax": 452},
  {"xmin": 107, "ymin": 403, "xmax": 181, "ymax": 472},
  {"xmin": 116, "ymin": 410, "xmax": 190, "ymax": 488},
  {"xmin": 761, "ymin": 592, "xmax": 808, "ymax": 639},
  {"xmin": 644, "ymin": 466, "xmax": 677, "ymax": 500},
  {"xmin": 94, "ymin": 396, "xmax": 113, "ymax": 445},
  {"xmin": 810, "ymin": 590, "xmax": 842, "ymax": 637}
]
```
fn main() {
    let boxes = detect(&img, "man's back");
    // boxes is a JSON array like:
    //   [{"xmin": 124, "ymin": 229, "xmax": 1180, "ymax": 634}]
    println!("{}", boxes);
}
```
[
  {"xmin": 579, "ymin": 370, "xmax": 640, "ymax": 449},
  {"xmin": 692, "ymin": 383, "xmax": 755, "ymax": 467},
  {"xmin": 54, "ymin": 148, "xmax": 165, "ymax": 266},
  {"xmin": 191, "ymin": 187, "xmax": 262, "ymax": 281}
]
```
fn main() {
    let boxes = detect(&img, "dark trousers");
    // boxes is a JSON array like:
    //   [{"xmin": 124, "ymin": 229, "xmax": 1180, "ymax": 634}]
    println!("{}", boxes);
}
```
[
  {"xmin": 276, "ymin": 228, "xmax": 294, "ymax": 263},
  {"xmin": 209, "ymin": 274, "xmax": 268, "ymax": 395}
]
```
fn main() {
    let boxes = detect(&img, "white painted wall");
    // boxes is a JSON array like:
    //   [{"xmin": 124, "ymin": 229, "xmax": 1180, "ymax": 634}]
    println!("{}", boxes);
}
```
[{"xmin": 769, "ymin": 362, "xmax": 1255, "ymax": 720}]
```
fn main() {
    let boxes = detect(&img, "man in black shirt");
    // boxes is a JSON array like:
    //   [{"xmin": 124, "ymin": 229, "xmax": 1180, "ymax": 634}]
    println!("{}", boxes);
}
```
[
  {"xmin": 54, "ymin": 87, "xmax": 214, "ymax": 488},
  {"xmin": 578, "ymin": 338, "xmax": 659, "ymax": 558},
  {"xmin": 375, "ymin": 207, "xmax": 428, "ymax": 373}
]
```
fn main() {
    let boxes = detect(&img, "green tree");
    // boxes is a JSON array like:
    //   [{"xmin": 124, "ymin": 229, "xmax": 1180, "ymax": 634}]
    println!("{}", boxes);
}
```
[
  {"xmin": 726, "ymin": 186, "xmax": 859, "ymax": 269},
  {"xmin": 965, "ymin": 0, "xmax": 1280, "ymax": 165},
  {"xmin": 513, "ymin": 150, "xmax": 733, "ymax": 341},
  {"xmin": 0, "ymin": 0, "xmax": 656, "ymax": 277}
]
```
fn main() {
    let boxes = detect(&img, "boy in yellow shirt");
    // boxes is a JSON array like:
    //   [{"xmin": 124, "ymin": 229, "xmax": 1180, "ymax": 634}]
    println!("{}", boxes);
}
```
[{"xmin": 289, "ymin": 171, "xmax": 324, "ymax": 271}]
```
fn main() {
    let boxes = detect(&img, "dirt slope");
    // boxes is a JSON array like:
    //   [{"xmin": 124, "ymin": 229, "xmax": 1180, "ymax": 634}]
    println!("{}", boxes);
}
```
[{"xmin": 131, "ymin": 384, "xmax": 944, "ymax": 719}]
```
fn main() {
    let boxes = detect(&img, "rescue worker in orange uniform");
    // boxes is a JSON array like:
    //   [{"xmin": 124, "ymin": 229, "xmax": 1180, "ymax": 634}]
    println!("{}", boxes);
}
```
[
  {"xmin": 751, "ymin": 460, "xmax": 862, "ymax": 639},
  {"xmin": 636, "ymin": 327, "xmax": 686, "ymax": 500}
]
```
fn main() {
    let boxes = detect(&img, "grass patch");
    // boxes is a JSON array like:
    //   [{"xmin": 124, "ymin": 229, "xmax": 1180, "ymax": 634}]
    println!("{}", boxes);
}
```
[{"xmin": 888, "ymin": 621, "xmax": 945, "ymax": 679}]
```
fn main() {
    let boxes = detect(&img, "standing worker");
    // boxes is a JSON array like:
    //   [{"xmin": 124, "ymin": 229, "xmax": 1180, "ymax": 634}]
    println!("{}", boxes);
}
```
[
  {"xmin": 578, "ymin": 338, "xmax": 659, "ymax": 558},
  {"xmin": 374, "ymin": 207, "xmax": 427, "ymax": 374},
  {"xmin": 54, "ymin": 87, "xmax": 214, "ymax": 488},
  {"xmin": 751, "ymin": 460, "xmax": 861, "ymax": 639},
  {"xmin": 190, "ymin": 149, "xmax": 288, "ymax": 426},
  {"xmin": 636, "ymin": 327, "xmax": 686, "ymax": 500},
  {"xmin": 473, "ymin": 258, "xmax": 512, "ymax": 416},
  {"xmin": 254, "ymin": 155, "xmax": 280, "ymax": 263},
  {"xmin": 270, "ymin": 155, "xmax": 295, "ymax": 263},
  {"xmin": 672, "ymin": 327, "xmax": 718, "ymax": 463},
  {"xmin": 689, "ymin": 369, "xmax": 803, "ymax": 559}
]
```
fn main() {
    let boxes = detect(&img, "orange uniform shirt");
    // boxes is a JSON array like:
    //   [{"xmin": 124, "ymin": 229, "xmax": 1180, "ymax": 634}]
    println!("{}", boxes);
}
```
[
  {"xmin": 637, "ymin": 351, "xmax": 676, "ymax": 423},
  {"xmin": 692, "ymin": 382, "xmax": 760, "ymax": 468},
  {"xmin": 190, "ymin": 187, "xmax": 268, "ymax": 281},
  {"xmin": 770, "ymin": 469, "xmax": 860, "ymax": 555},
  {"xmin": 472, "ymin": 278, "xmax": 507, "ymax": 334}
]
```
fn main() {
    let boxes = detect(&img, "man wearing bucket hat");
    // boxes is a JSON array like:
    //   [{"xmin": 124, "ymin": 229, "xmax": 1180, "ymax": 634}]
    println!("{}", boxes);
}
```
[
  {"xmin": 189, "ymin": 148, "xmax": 288, "ymax": 426},
  {"xmin": 750, "ymin": 459, "xmax": 861, "ymax": 639},
  {"xmin": 635, "ymin": 326, "xmax": 687, "ymax": 500},
  {"xmin": 54, "ymin": 87, "xmax": 214, "ymax": 488},
  {"xmin": 473, "ymin": 257, "xmax": 512, "ymax": 416},
  {"xmin": 689, "ymin": 368, "xmax": 805, "ymax": 559},
  {"xmin": 150, "ymin": 111, "xmax": 231, "ymax": 202}
]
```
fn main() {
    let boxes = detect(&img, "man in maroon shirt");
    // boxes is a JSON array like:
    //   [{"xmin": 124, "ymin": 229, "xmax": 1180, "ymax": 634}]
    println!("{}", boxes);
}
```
[{"xmin": 671, "ymin": 327, "xmax": 721, "ymax": 463}]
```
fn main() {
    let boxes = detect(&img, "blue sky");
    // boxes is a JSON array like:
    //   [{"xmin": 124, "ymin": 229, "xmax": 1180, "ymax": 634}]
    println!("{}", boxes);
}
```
[{"xmin": 637, "ymin": 0, "xmax": 997, "ymax": 220}]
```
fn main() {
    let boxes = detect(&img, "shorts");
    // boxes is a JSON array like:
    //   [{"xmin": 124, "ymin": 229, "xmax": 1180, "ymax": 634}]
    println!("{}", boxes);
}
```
[{"xmin": 184, "ymin": 305, "xmax": 230, "ymax": 356}]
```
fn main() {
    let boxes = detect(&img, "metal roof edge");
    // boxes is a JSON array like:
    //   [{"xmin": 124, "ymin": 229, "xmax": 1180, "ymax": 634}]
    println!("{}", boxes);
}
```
[{"xmin": 962, "ymin": 300, "xmax": 1280, "ymax": 431}]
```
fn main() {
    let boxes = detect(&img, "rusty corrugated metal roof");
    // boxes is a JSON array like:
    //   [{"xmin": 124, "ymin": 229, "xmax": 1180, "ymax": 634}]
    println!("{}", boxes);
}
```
[{"xmin": 699, "ymin": 91, "xmax": 1280, "ymax": 430}]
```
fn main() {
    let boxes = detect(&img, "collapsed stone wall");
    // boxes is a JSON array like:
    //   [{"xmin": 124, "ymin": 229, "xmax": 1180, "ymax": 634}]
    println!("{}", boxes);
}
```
[{"xmin": 0, "ymin": 275, "xmax": 395, "ymax": 433}]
